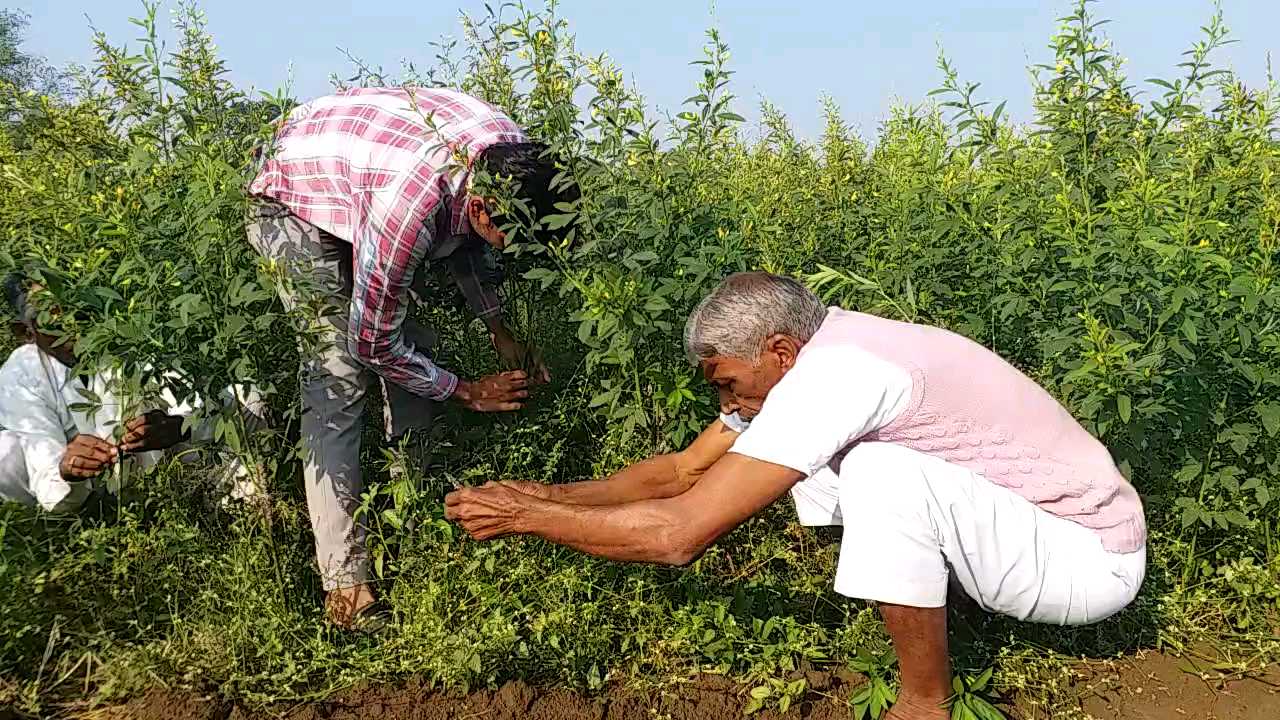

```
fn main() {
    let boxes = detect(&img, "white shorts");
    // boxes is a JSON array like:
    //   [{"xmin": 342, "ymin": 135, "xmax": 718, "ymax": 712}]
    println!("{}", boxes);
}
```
[{"xmin": 791, "ymin": 442, "xmax": 1146, "ymax": 625}]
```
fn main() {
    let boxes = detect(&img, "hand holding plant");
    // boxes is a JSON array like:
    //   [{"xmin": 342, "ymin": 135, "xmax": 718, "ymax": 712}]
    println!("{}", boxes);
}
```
[
  {"xmin": 119, "ymin": 410, "xmax": 187, "ymax": 454},
  {"xmin": 443, "ymin": 481, "xmax": 538, "ymax": 539},
  {"xmin": 452, "ymin": 371, "xmax": 531, "ymax": 412},
  {"xmin": 58, "ymin": 433, "xmax": 118, "ymax": 481},
  {"xmin": 490, "ymin": 325, "xmax": 551, "ymax": 383}
]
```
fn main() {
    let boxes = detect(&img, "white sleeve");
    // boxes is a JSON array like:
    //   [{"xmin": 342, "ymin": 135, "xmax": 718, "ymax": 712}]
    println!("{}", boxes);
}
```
[
  {"xmin": 0, "ymin": 350, "xmax": 93, "ymax": 512},
  {"xmin": 729, "ymin": 344, "xmax": 913, "ymax": 476},
  {"xmin": 22, "ymin": 433, "xmax": 90, "ymax": 512}
]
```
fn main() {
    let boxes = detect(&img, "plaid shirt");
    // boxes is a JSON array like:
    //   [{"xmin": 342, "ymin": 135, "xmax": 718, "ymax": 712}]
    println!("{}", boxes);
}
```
[{"xmin": 249, "ymin": 87, "xmax": 525, "ymax": 399}]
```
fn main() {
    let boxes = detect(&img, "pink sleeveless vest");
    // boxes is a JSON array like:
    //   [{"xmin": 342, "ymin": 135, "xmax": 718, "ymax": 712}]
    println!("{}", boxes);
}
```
[{"xmin": 809, "ymin": 308, "xmax": 1145, "ymax": 553}]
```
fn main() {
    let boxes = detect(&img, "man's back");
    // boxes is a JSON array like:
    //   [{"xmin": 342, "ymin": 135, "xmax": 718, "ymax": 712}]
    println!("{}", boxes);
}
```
[
  {"xmin": 803, "ymin": 308, "xmax": 1146, "ymax": 552},
  {"xmin": 249, "ymin": 87, "xmax": 526, "ymax": 247}
]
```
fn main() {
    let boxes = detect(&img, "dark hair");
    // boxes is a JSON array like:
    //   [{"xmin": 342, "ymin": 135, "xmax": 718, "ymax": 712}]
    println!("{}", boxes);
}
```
[
  {"xmin": 473, "ymin": 141, "xmax": 581, "ymax": 245},
  {"xmin": 2, "ymin": 272, "xmax": 33, "ymax": 328}
]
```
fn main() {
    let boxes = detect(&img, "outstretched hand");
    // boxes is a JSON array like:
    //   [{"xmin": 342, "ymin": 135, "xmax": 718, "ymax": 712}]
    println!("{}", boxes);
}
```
[{"xmin": 444, "ymin": 481, "xmax": 546, "ymax": 540}]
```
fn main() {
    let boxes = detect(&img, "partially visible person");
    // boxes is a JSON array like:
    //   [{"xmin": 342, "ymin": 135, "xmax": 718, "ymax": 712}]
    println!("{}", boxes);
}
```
[
  {"xmin": 0, "ymin": 273, "xmax": 266, "ymax": 511},
  {"xmin": 247, "ymin": 86, "xmax": 580, "ymax": 629}
]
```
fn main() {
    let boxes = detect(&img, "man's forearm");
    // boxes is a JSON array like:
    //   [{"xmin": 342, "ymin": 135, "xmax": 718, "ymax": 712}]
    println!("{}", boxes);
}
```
[
  {"xmin": 514, "ymin": 496, "xmax": 694, "ymax": 564},
  {"xmin": 545, "ymin": 454, "xmax": 686, "ymax": 506}
]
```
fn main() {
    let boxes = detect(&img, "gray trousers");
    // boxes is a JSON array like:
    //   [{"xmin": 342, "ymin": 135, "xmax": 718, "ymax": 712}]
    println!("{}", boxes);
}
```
[{"xmin": 247, "ymin": 202, "xmax": 437, "ymax": 591}]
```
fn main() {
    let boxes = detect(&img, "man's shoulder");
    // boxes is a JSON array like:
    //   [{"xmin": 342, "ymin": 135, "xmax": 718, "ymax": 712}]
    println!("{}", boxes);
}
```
[
  {"xmin": 0, "ymin": 343, "xmax": 41, "ymax": 379},
  {"xmin": 0, "ymin": 344, "xmax": 72, "ymax": 392}
]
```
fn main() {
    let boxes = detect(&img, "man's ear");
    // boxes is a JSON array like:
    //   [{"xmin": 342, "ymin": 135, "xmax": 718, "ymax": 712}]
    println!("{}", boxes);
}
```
[
  {"xmin": 465, "ymin": 196, "xmax": 485, "ymax": 222},
  {"xmin": 764, "ymin": 334, "xmax": 803, "ymax": 372}
]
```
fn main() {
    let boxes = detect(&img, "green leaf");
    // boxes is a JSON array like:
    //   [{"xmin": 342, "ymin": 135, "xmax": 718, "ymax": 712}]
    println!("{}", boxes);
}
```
[
  {"xmin": 1223, "ymin": 509, "xmax": 1251, "ymax": 527},
  {"xmin": 1117, "ymin": 394, "xmax": 1132, "ymax": 423},
  {"xmin": 1174, "ymin": 461, "xmax": 1202, "ymax": 484},
  {"xmin": 541, "ymin": 213, "xmax": 577, "ymax": 230},
  {"xmin": 588, "ymin": 389, "xmax": 616, "ymax": 408},
  {"xmin": 972, "ymin": 667, "xmax": 993, "ymax": 692},
  {"xmin": 1181, "ymin": 318, "xmax": 1199, "ymax": 345},
  {"xmin": 643, "ymin": 296, "xmax": 671, "ymax": 313},
  {"xmin": 1256, "ymin": 403, "xmax": 1280, "ymax": 438}
]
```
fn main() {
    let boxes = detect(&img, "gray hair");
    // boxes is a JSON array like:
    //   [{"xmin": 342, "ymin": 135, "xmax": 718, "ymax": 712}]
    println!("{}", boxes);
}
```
[{"xmin": 684, "ymin": 272, "xmax": 827, "ymax": 364}]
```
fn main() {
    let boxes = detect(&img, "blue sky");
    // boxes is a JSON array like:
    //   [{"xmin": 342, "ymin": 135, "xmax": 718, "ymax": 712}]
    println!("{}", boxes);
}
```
[{"xmin": 12, "ymin": 1, "xmax": 1279, "ymax": 140}]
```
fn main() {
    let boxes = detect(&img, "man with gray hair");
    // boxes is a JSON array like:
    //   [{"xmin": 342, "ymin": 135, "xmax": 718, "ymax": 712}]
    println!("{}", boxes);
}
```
[{"xmin": 445, "ymin": 271, "xmax": 1146, "ymax": 720}]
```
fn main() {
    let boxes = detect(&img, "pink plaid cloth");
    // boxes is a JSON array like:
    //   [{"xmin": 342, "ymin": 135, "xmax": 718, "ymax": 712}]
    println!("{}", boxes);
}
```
[{"xmin": 250, "ymin": 87, "xmax": 526, "ymax": 399}]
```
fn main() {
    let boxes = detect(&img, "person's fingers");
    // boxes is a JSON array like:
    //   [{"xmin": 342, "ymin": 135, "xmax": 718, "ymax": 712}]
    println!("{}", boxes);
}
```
[
  {"xmin": 491, "ymin": 401, "xmax": 523, "ymax": 412},
  {"xmin": 77, "ymin": 435, "xmax": 117, "ymax": 454},
  {"xmin": 124, "ymin": 416, "xmax": 147, "ymax": 432},
  {"xmin": 122, "ymin": 422, "xmax": 153, "ymax": 446},
  {"xmin": 445, "ymin": 488, "xmax": 475, "ymax": 506},
  {"xmin": 84, "ymin": 446, "xmax": 117, "ymax": 466},
  {"xmin": 451, "ymin": 504, "xmax": 486, "ymax": 520},
  {"xmin": 71, "ymin": 440, "xmax": 117, "ymax": 467},
  {"xmin": 463, "ymin": 519, "xmax": 508, "ymax": 540},
  {"xmin": 495, "ymin": 374, "xmax": 528, "ymax": 391},
  {"xmin": 63, "ymin": 451, "xmax": 113, "ymax": 478},
  {"xmin": 63, "ymin": 464, "xmax": 95, "ymax": 479},
  {"xmin": 501, "ymin": 370, "xmax": 528, "ymax": 381}
]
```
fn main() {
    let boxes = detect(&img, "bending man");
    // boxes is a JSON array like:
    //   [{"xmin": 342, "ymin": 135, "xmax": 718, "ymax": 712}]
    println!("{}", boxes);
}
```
[
  {"xmin": 248, "ymin": 87, "xmax": 579, "ymax": 627},
  {"xmin": 445, "ymin": 271, "xmax": 1146, "ymax": 720}
]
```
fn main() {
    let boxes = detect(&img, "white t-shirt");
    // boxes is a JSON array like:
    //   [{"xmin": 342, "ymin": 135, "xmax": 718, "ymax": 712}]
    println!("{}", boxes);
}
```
[{"xmin": 727, "ymin": 342, "xmax": 914, "ymax": 476}]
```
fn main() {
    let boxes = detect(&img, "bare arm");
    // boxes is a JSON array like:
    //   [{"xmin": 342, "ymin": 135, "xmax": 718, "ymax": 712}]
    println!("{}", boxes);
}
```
[
  {"xmin": 536, "ymin": 419, "xmax": 739, "ymax": 506},
  {"xmin": 445, "ymin": 452, "xmax": 803, "ymax": 565},
  {"xmin": 881, "ymin": 603, "xmax": 951, "ymax": 720}
]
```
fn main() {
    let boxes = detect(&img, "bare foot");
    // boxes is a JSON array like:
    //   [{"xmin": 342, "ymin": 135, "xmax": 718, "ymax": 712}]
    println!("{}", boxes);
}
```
[
  {"xmin": 325, "ymin": 583, "xmax": 378, "ymax": 629},
  {"xmin": 885, "ymin": 695, "xmax": 950, "ymax": 720}
]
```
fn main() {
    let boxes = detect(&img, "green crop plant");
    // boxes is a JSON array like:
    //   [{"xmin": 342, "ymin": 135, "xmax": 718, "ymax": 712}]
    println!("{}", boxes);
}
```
[{"xmin": 0, "ymin": 0, "xmax": 1276, "ymax": 717}]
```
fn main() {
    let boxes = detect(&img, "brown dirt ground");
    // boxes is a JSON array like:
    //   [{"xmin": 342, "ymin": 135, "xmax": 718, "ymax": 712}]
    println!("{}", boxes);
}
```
[
  {"xmin": 70, "ymin": 653, "xmax": 1280, "ymax": 720},
  {"xmin": 1077, "ymin": 651, "xmax": 1280, "ymax": 720}
]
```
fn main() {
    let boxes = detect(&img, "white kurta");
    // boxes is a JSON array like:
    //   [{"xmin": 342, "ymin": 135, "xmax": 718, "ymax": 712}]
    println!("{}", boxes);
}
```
[{"xmin": 0, "ymin": 344, "xmax": 264, "ymax": 511}]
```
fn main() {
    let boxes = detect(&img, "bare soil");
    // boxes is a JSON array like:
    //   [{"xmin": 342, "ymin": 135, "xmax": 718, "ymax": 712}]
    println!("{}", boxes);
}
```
[
  {"xmin": 71, "ymin": 653, "xmax": 1280, "ymax": 720},
  {"xmin": 1077, "ymin": 651, "xmax": 1280, "ymax": 720}
]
